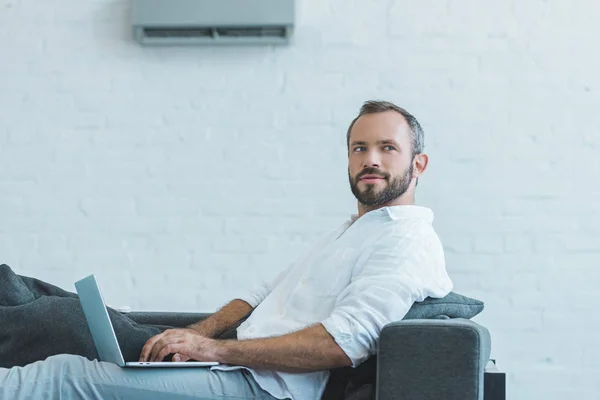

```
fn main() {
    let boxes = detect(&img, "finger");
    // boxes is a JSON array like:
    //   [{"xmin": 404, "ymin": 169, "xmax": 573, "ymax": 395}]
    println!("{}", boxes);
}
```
[
  {"xmin": 139, "ymin": 332, "xmax": 166, "ymax": 362},
  {"xmin": 149, "ymin": 338, "xmax": 167, "ymax": 362},
  {"xmin": 156, "ymin": 344, "xmax": 184, "ymax": 363},
  {"xmin": 143, "ymin": 329, "xmax": 178, "ymax": 362},
  {"xmin": 173, "ymin": 353, "xmax": 190, "ymax": 362},
  {"xmin": 149, "ymin": 333, "xmax": 183, "ymax": 362}
]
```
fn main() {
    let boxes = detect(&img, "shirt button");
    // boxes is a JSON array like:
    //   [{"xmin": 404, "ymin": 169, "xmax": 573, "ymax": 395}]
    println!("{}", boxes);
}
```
[
  {"xmin": 301, "ymin": 279, "xmax": 307, "ymax": 284},
  {"xmin": 249, "ymin": 327, "xmax": 254, "ymax": 333}
]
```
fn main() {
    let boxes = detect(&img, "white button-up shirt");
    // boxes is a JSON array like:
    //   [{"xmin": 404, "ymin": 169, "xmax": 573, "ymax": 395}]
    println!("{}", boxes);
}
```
[{"xmin": 213, "ymin": 205, "xmax": 453, "ymax": 400}]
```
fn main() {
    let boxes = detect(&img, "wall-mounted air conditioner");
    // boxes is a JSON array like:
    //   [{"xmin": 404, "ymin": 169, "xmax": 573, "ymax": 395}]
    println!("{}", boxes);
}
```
[{"xmin": 132, "ymin": 0, "xmax": 295, "ymax": 46}]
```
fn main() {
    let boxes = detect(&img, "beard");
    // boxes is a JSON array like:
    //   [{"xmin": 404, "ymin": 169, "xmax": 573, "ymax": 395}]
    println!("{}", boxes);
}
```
[{"xmin": 348, "ymin": 164, "xmax": 414, "ymax": 207}]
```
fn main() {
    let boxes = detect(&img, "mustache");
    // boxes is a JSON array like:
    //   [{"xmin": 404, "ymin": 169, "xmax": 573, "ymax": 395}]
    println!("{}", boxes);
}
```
[{"xmin": 357, "ymin": 168, "xmax": 389, "ymax": 180}]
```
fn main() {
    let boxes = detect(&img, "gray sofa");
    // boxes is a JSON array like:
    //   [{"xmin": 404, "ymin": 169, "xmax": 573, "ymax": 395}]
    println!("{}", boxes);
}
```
[{"xmin": 127, "ymin": 306, "xmax": 505, "ymax": 400}]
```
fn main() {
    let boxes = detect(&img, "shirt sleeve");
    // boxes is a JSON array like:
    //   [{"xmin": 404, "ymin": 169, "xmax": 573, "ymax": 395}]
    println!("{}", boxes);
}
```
[
  {"xmin": 321, "ymin": 231, "xmax": 452, "ymax": 367},
  {"xmin": 236, "ymin": 262, "xmax": 295, "ymax": 308}
]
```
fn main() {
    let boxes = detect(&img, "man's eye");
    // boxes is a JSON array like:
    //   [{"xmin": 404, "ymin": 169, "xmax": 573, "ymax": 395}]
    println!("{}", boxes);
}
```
[
  {"xmin": 383, "ymin": 145, "xmax": 396, "ymax": 151},
  {"xmin": 354, "ymin": 147, "xmax": 365, "ymax": 152}
]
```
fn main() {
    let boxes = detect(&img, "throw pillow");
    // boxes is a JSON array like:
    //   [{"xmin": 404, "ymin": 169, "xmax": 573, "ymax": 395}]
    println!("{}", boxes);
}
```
[{"xmin": 403, "ymin": 291, "xmax": 484, "ymax": 320}]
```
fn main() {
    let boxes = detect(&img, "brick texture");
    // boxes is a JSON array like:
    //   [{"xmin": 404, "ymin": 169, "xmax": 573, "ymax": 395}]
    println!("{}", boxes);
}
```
[{"xmin": 1, "ymin": 0, "xmax": 599, "ymax": 398}]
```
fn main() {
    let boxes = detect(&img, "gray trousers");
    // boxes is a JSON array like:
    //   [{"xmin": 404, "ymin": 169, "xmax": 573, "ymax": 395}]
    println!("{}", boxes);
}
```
[{"xmin": 0, "ymin": 354, "xmax": 278, "ymax": 400}]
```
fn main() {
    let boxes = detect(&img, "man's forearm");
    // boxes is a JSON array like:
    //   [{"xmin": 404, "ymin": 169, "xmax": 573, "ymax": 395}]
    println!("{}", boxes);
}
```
[
  {"xmin": 214, "ymin": 324, "xmax": 352, "ymax": 373},
  {"xmin": 188, "ymin": 299, "xmax": 253, "ymax": 338}
]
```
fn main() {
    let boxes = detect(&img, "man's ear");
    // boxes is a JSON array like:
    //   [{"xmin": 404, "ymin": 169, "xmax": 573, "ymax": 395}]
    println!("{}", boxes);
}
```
[{"xmin": 413, "ymin": 153, "xmax": 429, "ymax": 179}]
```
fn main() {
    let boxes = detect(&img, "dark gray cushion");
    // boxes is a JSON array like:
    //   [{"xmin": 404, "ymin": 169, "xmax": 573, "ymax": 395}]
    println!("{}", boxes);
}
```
[{"xmin": 403, "ymin": 291, "xmax": 484, "ymax": 320}]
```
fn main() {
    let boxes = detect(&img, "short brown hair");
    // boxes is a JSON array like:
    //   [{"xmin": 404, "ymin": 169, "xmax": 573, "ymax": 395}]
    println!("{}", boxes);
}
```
[{"xmin": 346, "ymin": 100, "xmax": 424, "ymax": 157}]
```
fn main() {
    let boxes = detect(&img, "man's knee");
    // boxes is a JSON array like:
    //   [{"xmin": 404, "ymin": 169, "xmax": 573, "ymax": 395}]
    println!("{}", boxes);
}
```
[
  {"xmin": 45, "ymin": 353, "xmax": 88, "ymax": 365},
  {"xmin": 0, "ymin": 354, "xmax": 96, "ymax": 399},
  {"xmin": 43, "ymin": 354, "xmax": 108, "ymax": 395},
  {"xmin": 43, "ymin": 354, "xmax": 94, "ymax": 377}
]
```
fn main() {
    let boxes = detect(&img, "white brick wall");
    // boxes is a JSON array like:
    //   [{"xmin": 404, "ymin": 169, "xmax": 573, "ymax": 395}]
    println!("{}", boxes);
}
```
[{"xmin": 1, "ymin": 0, "xmax": 599, "ymax": 398}]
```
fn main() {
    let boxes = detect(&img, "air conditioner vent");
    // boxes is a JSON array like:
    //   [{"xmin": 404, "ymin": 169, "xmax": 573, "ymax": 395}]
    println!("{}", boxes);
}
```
[
  {"xmin": 142, "ymin": 26, "xmax": 288, "ymax": 40},
  {"xmin": 216, "ymin": 27, "xmax": 287, "ymax": 38},
  {"xmin": 143, "ymin": 28, "xmax": 213, "ymax": 38}
]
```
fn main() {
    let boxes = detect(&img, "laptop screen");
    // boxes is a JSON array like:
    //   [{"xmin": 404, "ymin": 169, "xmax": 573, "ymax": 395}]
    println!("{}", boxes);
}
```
[{"xmin": 75, "ymin": 275, "xmax": 126, "ymax": 367}]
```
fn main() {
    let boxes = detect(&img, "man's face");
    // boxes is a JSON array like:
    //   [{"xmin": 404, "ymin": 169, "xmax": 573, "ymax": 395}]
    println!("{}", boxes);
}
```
[{"xmin": 347, "ymin": 111, "xmax": 416, "ymax": 207}]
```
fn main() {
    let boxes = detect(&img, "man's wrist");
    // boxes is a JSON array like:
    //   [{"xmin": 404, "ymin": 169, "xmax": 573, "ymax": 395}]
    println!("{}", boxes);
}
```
[
  {"xmin": 212, "ymin": 340, "xmax": 232, "ymax": 364},
  {"xmin": 187, "ymin": 324, "xmax": 213, "ymax": 337}
]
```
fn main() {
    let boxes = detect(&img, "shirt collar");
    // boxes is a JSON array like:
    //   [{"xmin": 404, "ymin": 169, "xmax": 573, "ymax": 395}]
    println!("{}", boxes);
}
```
[{"xmin": 350, "ymin": 205, "xmax": 434, "ymax": 223}]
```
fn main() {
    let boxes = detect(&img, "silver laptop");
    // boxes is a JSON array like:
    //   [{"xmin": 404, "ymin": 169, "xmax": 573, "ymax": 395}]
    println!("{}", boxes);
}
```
[{"xmin": 75, "ymin": 274, "xmax": 219, "ymax": 368}]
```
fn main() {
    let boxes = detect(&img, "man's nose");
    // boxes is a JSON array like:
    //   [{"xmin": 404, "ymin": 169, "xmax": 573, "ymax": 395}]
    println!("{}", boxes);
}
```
[{"xmin": 363, "ymin": 151, "xmax": 382, "ymax": 168}]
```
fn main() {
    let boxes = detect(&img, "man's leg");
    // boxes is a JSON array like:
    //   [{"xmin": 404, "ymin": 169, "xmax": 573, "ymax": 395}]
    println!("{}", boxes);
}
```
[
  {"xmin": 0, "ymin": 354, "xmax": 279, "ymax": 400},
  {"xmin": 0, "ymin": 265, "xmax": 165, "ymax": 367},
  {"xmin": 0, "ymin": 294, "xmax": 163, "ymax": 368}
]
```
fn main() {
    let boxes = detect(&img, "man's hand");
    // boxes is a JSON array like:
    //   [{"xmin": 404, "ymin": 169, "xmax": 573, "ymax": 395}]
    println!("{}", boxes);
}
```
[{"xmin": 139, "ymin": 328, "xmax": 220, "ymax": 363}]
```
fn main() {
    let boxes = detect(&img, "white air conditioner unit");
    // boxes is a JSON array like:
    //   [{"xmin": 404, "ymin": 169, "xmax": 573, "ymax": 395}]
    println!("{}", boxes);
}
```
[{"xmin": 132, "ymin": 0, "xmax": 295, "ymax": 45}]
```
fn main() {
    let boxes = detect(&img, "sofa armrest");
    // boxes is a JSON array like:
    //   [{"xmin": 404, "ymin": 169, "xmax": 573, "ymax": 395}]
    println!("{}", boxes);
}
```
[
  {"xmin": 126, "ymin": 311, "xmax": 213, "ymax": 327},
  {"xmin": 377, "ymin": 318, "xmax": 491, "ymax": 400}
]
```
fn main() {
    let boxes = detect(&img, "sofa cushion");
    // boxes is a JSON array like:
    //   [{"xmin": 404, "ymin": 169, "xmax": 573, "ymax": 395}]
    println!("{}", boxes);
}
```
[{"xmin": 403, "ymin": 291, "xmax": 484, "ymax": 320}]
